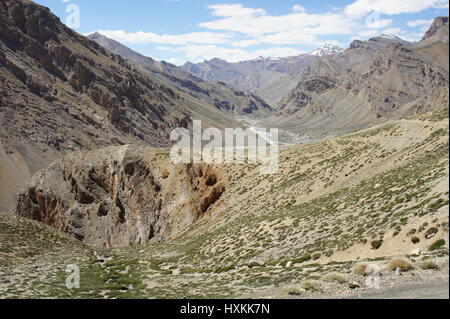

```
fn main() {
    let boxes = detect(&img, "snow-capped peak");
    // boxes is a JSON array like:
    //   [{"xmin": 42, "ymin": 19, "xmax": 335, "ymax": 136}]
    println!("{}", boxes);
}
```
[{"xmin": 310, "ymin": 42, "xmax": 344, "ymax": 56}]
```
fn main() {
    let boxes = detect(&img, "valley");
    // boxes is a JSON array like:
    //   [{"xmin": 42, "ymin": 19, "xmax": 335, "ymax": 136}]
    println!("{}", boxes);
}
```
[{"xmin": 0, "ymin": 0, "xmax": 448, "ymax": 300}]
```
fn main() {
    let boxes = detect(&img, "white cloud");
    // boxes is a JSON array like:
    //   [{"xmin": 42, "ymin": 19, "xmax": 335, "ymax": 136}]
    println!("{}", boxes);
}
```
[
  {"xmin": 200, "ymin": 9, "xmax": 357, "ymax": 36},
  {"xmin": 91, "ymin": 2, "xmax": 445, "ymax": 63},
  {"xmin": 345, "ymin": 0, "xmax": 449, "ymax": 17},
  {"xmin": 94, "ymin": 30, "xmax": 233, "ymax": 45},
  {"xmin": 366, "ymin": 18, "xmax": 393, "ymax": 29},
  {"xmin": 382, "ymin": 27, "xmax": 406, "ymax": 35},
  {"xmin": 165, "ymin": 57, "xmax": 186, "ymax": 66},
  {"xmin": 292, "ymin": 4, "xmax": 306, "ymax": 12},
  {"xmin": 207, "ymin": 4, "xmax": 266, "ymax": 17},
  {"xmin": 357, "ymin": 29, "xmax": 381, "ymax": 38},
  {"xmin": 157, "ymin": 45, "xmax": 307, "ymax": 63},
  {"xmin": 231, "ymin": 39, "xmax": 261, "ymax": 47},
  {"xmin": 407, "ymin": 19, "xmax": 434, "ymax": 27}
]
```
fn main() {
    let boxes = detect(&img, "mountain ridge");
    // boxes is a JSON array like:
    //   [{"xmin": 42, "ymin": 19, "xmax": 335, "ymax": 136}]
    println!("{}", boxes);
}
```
[
  {"xmin": 87, "ymin": 32, "xmax": 273, "ymax": 116},
  {"xmin": 0, "ymin": 0, "xmax": 243, "ymax": 212}
]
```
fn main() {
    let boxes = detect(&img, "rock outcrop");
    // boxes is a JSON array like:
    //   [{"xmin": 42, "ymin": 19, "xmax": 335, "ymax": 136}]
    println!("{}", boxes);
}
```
[{"xmin": 15, "ymin": 146, "xmax": 226, "ymax": 247}]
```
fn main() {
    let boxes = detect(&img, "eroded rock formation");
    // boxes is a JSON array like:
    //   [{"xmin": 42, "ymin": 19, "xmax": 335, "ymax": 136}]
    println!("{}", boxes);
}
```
[{"xmin": 15, "ymin": 146, "xmax": 226, "ymax": 247}]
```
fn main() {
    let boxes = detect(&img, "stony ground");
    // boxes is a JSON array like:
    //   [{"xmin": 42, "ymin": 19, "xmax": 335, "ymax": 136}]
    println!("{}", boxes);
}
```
[{"xmin": 0, "ymin": 108, "xmax": 448, "ymax": 299}]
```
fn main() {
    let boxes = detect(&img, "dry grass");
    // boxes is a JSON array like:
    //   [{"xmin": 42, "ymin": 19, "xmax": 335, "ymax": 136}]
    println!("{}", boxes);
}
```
[
  {"xmin": 387, "ymin": 258, "xmax": 414, "ymax": 272},
  {"xmin": 352, "ymin": 263, "xmax": 368, "ymax": 276},
  {"xmin": 418, "ymin": 261, "xmax": 440, "ymax": 270},
  {"xmin": 322, "ymin": 273, "xmax": 349, "ymax": 284},
  {"xmin": 283, "ymin": 285, "xmax": 303, "ymax": 296},
  {"xmin": 301, "ymin": 280, "xmax": 323, "ymax": 292}
]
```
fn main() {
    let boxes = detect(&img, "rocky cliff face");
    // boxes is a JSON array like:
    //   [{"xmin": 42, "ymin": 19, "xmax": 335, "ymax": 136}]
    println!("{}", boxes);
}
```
[
  {"xmin": 0, "ymin": 0, "xmax": 190, "ymax": 145},
  {"xmin": 15, "ymin": 146, "xmax": 226, "ymax": 247}
]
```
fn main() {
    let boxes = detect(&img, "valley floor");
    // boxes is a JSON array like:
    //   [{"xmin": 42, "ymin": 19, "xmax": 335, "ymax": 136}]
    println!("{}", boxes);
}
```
[{"xmin": 0, "ymin": 109, "xmax": 449, "ymax": 299}]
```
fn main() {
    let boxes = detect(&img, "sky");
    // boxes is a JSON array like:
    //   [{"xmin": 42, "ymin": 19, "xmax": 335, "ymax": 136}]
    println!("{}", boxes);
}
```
[{"xmin": 35, "ymin": 0, "xmax": 449, "ymax": 65}]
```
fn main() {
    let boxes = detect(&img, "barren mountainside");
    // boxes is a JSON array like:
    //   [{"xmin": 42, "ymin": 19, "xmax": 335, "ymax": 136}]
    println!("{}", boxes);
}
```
[
  {"xmin": 183, "ymin": 55, "xmax": 321, "ymax": 106},
  {"xmin": 3, "ymin": 108, "xmax": 448, "ymax": 298},
  {"xmin": 0, "ymin": 0, "xmax": 448, "ymax": 301},
  {"xmin": 0, "ymin": 0, "xmax": 241, "ymax": 212},
  {"xmin": 267, "ymin": 18, "xmax": 449, "ymax": 139},
  {"xmin": 88, "ymin": 32, "xmax": 273, "ymax": 116}
]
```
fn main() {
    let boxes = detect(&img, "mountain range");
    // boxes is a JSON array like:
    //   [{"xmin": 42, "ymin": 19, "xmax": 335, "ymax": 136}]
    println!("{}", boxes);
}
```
[
  {"xmin": 87, "ymin": 32, "xmax": 272, "ymax": 117},
  {"xmin": 0, "ymin": 0, "xmax": 260, "ymax": 212},
  {"xmin": 0, "ymin": 0, "xmax": 449, "ymax": 300}
]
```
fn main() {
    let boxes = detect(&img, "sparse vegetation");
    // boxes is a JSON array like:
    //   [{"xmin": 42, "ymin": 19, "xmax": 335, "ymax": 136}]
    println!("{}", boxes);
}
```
[
  {"xmin": 301, "ymin": 280, "xmax": 323, "ymax": 292},
  {"xmin": 322, "ymin": 273, "xmax": 348, "ymax": 284},
  {"xmin": 283, "ymin": 285, "xmax": 303, "ymax": 296},
  {"xmin": 352, "ymin": 263, "xmax": 368, "ymax": 276},
  {"xmin": 1, "ymin": 107, "xmax": 448, "ymax": 299},
  {"xmin": 371, "ymin": 240, "xmax": 383, "ymax": 250},
  {"xmin": 428, "ymin": 239, "xmax": 446, "ymax": 251},
  {"xmin": 419, "ymin": 261, "xmax": 440, "ymax": 270},
  {"xmin": 387, "ymin": 258, "xmax": 414, "ymax": 272}
]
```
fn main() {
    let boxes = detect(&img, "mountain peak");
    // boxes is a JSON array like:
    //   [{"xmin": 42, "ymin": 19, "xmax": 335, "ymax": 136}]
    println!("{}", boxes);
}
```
[
  {"xmin": 87, "ymin": 31, "xmax": 103, "ymax": 39},
  {"xmin": 422, "ymin": 16, "xmax": 449, "ymax": 41},
  {"xmin": 310, "ymin": 42, "xmax": 344, "ymax": 56}
]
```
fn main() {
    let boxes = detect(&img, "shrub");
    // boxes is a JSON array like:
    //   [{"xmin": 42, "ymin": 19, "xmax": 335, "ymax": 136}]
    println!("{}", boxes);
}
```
[
  {"xmin": 418, "ymin": 261, "xmax": 439, "ymax": 270},
  {"xmin": 428, "ymin": 239, "xmax": 446, "ymax": 251},
  {"xmin": 371, "ymin": 240, "xmax": 383, "ymax": 249},
  {"xmin": 352, "ymin": 263, "xmax": 368, "ymax": 276},
  {"xmin": 322, "ymin": 273, "xmax": 348, "ymax": 284},
  {"xmin": 301, "ymin": 280, "xmax": 323, "ymax": 292},
  {"xmin": 411, "ymin": 236, "xmax": 420, "ymax": 244},
  {"xmin": 325, "ymin": 249, "xmax": 334, "ymax": 257},
  {"xmin": 425, "ymin": 227, "xmax": 439, "ymax": 239},
  {"xmin": 387, "ymin": 258, "xmax": 413, "ymax": 272},
  {"xmin": 292, "ymin": 254, "xmax": 312, "ymax": 264},
  {"xmin": 283, "ymin": 285, "xmax": 303, "ymax": 296},
  {"xmin": 312, "ymin": 253, "xmax": 321, "ymax": 260}
]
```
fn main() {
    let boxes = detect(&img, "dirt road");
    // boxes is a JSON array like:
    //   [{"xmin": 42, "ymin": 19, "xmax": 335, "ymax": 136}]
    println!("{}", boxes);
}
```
[{"xmin": 345, "ymin": 279, "xmax": 449, "ymax": 299}]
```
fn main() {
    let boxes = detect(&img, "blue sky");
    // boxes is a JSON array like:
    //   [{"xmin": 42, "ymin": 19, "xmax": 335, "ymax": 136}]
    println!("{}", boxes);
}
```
[{"xmin": 35, "ymin": 0, "xmax": 448, "ymax": 65}]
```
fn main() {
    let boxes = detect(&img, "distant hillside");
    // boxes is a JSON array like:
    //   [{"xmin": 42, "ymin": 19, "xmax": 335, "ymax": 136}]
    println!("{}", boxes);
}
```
[
  {"xmin": 88, "ymin": 32, "xmax": 272, "ymax": 117},
  {"xmin": 183, "ymin": 55, "xmax": 321, "ymax": 106},
  {"xmin": 267, "ymin": 17, "xmax": 449, "ymax": 139}
]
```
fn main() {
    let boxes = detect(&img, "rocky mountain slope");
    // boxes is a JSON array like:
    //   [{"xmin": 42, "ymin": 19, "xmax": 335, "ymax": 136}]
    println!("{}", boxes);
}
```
[
  {"xmin": 3, "ymin": 107, "xmax": 448, "ymax": 298},
  {"xmin": 183, "ymin": 55, "xmax": 321, "ymax": 106},
  {"xmin": 0, "ymin": 0, "xmax": 242, "ymax": 212},
  {"xmin": 181, "ymin": 37, "xmax": 411, "ymax": 107},
  {"xmin": 297, "ymin": 34, "xmax": 414, "ymax": 80},
  {"xmin": 88, "ymin": 32, "xmax": 272, "ymax": 116},
  {"xmin": 421, "ymin": 17, "xmax": 449, "ymax": 44},
  {"xmin": 268, "ymin": 17, "xmax": 449, "ymax": 139}
]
